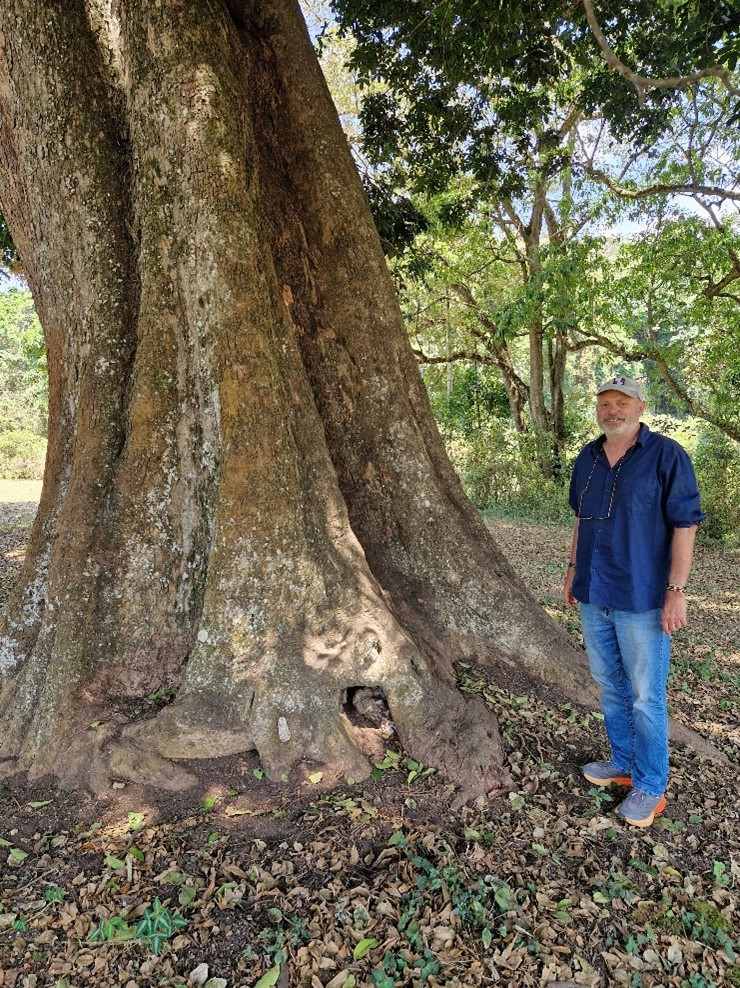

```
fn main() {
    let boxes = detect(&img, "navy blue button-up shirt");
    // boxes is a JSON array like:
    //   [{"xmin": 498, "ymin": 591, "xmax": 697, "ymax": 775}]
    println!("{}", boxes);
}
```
[{"xmin": 568, "ymin": 424, "xmax": 706, "ymax": 612}]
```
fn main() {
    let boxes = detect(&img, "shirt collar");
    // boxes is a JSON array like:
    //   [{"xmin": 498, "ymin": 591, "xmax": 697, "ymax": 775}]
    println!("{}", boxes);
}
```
[{"xmin": 592, "ymin": 422, "xmax": 650, "ymax": 457}]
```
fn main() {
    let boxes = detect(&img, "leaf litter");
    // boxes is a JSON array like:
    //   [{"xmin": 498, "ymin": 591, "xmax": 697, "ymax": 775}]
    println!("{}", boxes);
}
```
[{"xmin": 1, "ymin": 513, "xmax": 739, "ymax": 987}]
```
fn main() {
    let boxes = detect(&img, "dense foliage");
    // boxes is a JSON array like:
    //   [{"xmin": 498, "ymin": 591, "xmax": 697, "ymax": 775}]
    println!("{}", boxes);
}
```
[
  {"xmin": 328, "ymin": 0, "xmax": 740, "ymax": 201},
  {"xmin": 0, "ymin": 288, "xmax": 47, "ymax": 478},
  {"xmin": 317, "ymin": 1, "xmax": 740, "ymax": 538}
]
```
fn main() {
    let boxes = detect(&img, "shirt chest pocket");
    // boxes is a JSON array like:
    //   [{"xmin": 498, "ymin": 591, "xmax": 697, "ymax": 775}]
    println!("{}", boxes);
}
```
[{"xmin": 628, "ymin": 478, "xmax": 660, "ymax": 513}]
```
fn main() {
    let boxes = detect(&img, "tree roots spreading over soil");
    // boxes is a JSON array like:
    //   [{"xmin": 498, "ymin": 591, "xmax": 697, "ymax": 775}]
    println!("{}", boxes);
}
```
[{"xmin": 1, "ymin": 504, "xmax": 739, "ymax": 988}]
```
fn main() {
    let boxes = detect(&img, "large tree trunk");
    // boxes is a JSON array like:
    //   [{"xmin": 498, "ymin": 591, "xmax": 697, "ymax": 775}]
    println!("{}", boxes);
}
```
[{"xmin": 0, "ymin": 0, "xmax": 613, "ymax": 800}]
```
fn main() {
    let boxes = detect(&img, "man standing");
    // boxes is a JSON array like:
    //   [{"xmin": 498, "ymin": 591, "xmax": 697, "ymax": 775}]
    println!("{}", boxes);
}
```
[{"xmin": 563, "ymin": 376, "xmax": 705, "ymax": 827}]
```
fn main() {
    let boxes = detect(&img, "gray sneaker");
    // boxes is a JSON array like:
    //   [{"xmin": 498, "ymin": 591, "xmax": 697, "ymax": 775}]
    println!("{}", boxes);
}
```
[
  {"xmin": 617, "ymin": 789, "xmax": 666, "ymax": 827},
  {"xmin": 581, "ymin": 760, "xmax": 632, "ymax": 787}
]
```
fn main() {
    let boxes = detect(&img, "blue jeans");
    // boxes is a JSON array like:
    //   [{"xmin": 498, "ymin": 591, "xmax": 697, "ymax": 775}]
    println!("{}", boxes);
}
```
[{"xmin": 580, "ymin": 604, "xmax": 671, "ymax": 797}]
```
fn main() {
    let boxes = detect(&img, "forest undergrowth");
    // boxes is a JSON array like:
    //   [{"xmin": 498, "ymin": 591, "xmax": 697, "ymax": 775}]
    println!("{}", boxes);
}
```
[{"xmin": 1, "ymin": 495, "xmax": 739, "ymax": 988}]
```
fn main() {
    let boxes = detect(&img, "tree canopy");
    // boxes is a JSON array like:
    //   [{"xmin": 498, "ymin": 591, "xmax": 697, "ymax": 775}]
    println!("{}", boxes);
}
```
[{"xmin": 317, "ymin": 1, "xmax": 740, "ymax": 469}]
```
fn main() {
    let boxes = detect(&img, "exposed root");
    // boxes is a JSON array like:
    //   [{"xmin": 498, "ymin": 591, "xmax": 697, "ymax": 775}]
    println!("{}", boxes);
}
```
[
  {"xmin": 104, "ymin": 741, "xmax": 197, "ymax": 794},
  {"xmin": 393, "ymin": 682, "xmax": 512, "ymax": 809},
  {"xmin": 669, "ymin": 718, "xmax": 730, "ymax": 765}
]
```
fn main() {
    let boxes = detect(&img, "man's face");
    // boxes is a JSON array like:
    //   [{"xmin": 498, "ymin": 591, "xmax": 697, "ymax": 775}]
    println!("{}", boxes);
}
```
[{"xmin": 596, "ymin": 390, "xmax": 645, "ymax": 439}]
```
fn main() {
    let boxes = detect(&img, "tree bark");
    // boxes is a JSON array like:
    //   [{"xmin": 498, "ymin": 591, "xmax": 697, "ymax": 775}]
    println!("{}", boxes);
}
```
[{"xmin": 0, "ymin": 0, "xmax": 713, "ymax": 799}]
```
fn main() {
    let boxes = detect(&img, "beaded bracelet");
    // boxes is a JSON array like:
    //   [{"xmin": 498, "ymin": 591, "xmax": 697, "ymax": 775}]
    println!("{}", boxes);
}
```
[{"xmin": 666, "ymin": 583, "xmax": 686, "ymax": 594}]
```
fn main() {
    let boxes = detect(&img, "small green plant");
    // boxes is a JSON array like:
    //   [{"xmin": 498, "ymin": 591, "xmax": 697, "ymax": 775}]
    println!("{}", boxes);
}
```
[
  {"xmin": 713, "ymin": 860, "xmax": 731, "ymax": 887},
  {"xmin": 725, "ymin": 965, "xmax": 740, "ymax": 986},
  {"xmin": 370, "ymin": 947, "xmax": 439, "ymax": 984},
  {"xmin": 387, "ymin": 828, "xmax": 514, "ymax": 950},
  {"xmin": 371, "ymin": 749, "xmax": 435, "ymax": 783},
  {"xmin": 257, "ymin": 926, "xmax": 286, "ymax": 965},
  {"xmin": 135, "ymin": 899, "xmax": 188, "ymax": 955},
  {"xmin": 595, "ymin": 872, "xmax": 641, "ymax": 905},
  {"xmin": 588, "ymin": 786, "xmax": 615, "ymax": 812},
  {"xmin": 680, "ymin": 974, "xmax": 718, "ymax": 988},
  {"xmin": 89, "ymin": 915, "xmax": 133, "ymax": 943},
  {"xmin": 45, "ymin": 887, "xmax": 65, "ymax": 903},
  {"xmin": 145, "ymin": 687, "xmax": 178, "ymax": 706}
]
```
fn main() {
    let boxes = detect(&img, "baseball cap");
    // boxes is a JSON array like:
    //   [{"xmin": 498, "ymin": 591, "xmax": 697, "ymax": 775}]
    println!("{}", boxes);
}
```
[{"xmin": 596, "ymin": 375, "xmax": 644, "ymax": 401}]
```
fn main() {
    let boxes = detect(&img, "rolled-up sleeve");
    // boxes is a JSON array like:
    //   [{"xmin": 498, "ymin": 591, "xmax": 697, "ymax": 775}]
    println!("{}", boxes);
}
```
[{"xmin": 662, "ymin": 445, "xmax": 706, "ymax": 529}]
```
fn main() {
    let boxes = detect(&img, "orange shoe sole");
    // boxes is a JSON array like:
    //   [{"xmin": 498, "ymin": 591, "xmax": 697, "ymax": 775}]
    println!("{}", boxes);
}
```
[
  {"xmin": 621, "ymin": 796, "xmax": 667, "ymax": 827},
  {"xmin": 583, "ymin": 771, "xmax": 632, "ymax": 787}
]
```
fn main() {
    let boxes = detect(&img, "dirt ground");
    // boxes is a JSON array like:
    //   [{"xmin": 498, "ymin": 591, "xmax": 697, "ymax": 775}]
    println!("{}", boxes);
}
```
[{"xmin": 1, "ymin": 490, "xmax": 739, "ymax": 988}]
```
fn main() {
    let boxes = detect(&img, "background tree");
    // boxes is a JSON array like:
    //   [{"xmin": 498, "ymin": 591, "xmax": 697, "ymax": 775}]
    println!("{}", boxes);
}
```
[
  {"xmin": 328, "ymin": 0, "xmax": 740, "ymax": 468},
  {"xmin": 0, "ymin": 288, "xmax": 47, "ymax": 479}
]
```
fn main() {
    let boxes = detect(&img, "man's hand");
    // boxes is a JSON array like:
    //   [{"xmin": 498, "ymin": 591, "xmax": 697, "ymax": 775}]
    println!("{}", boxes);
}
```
[
  {"xmin": 662, "ymin": 590, "xmax": 688, "ymax": 635},
  {"xmin": 563, "ymin": 568, "xmax": 578, "ymax": 610}
]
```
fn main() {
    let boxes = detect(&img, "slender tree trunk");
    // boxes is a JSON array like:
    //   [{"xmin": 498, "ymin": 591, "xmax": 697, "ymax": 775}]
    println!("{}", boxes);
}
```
[
  {"xmin": 496, "ymin": 341, "xmax": 529, "ymax": 433},
  {"xmin": 448, "ymin": 282, "xmax": 529, "ymax": 432},
  {"xmin": 0, "ymin": 0, "xmax": 716, "ymax": 798},
  {"xmin": 527, "ymin": 323, "xmax": 553, "ymax": 477},
  {"xmin": 524, "ymin": 189, "xmax": 553, "ymax": 477},
  {"xmin": 549, "ymin": 330, "xmax": 568, "ymax": 477}
]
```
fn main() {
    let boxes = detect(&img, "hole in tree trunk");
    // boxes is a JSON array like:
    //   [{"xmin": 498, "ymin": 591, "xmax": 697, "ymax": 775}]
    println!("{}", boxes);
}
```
[{"xmin": 341, "ymin": 686, "xmax": 396, "ymax": 765}]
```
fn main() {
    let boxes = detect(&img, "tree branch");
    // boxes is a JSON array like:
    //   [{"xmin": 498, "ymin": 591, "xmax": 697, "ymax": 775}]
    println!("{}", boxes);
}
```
[
  {"xmin": 582, "ymin": 164, "xmax": 740, "ymax": 203},
  {"xmin": 582, "ymin": 0, "xmax": 740, "ymax": 106},
  {"xmin": 412, "ymin": 347, "xmax": 495, "ymax": 366},
  {"xmin": 652, "ymin": 358, "xmax": 740, "ymax": 444},
  {"xmin": 570, "ymin": 332, "xmax": 740, "ymax": 443},
  {"xmin": 700, "ymin": 262, "xmax": 740, "ymax": 299}
]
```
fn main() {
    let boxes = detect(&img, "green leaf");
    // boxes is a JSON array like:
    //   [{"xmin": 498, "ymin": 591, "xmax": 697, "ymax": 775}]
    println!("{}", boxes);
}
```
[
  {"xmin": 494, "ymin": 886, "xmax": 512, "ymax": 910},
  {"xmin": 253, "ymin": 965, "xmax": 281, "ymax": 988},
  {"xmin": 308, "ymin": 771, "xmax": 324, "ymax": 784},
  {"xmin": 178, "ymin": 886, "xmax": 197, "ymax": 907},
  {"xmin": 482, "ymin": 926, "xmax": 493, "ymax": 947},
  {"xmin": 128, "ymin": 846, "xmax": 145, "ymax": 862},
  {"xmin": 353, "ymin": 937, "xmax": 379, "ymax": 959},
  {"xmin": 164, "ymin": 870, "xmax": 186, "ymax": 884},
  {"xmin": 374, "ymin": 750, "xmax": 400, "ymax": 770},
  {"xmin": 201, "ymin": 795, "xmax": 216, "ymax": 812},
  {"xmin": 28, "ymin": 800, "xmax": 53, "ymax": 808},
  {"xmin": 127, "ymin": 812, "xmax": 145, "ymax": 830},
  {"xmin": 9, "ymin": 848, "xmax": 28, "ymax": 862},
  {"xmin": 105, "ymin": 855, "xmax": 126, "ymax": 870}
]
